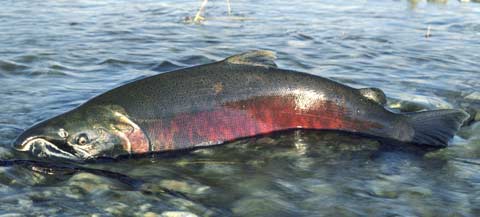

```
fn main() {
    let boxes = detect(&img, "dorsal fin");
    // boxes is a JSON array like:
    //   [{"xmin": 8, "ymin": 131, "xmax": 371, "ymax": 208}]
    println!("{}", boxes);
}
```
[
  {"xmin": 224, "ymin": 50, "xmax": 277, "ymax": 68},
  {"xmin": 359, "ymin": 87, "xmax": 387, "ymax": 106}
]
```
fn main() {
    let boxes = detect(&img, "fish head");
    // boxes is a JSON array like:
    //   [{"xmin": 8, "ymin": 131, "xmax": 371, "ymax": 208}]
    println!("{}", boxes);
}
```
[{"xmin": 13, "ymin": 105, "xmax": 148, "ymax": 161}]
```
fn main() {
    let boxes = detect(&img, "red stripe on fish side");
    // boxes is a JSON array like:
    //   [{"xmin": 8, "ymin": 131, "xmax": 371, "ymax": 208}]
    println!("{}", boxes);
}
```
[
  {"xmin": 146, "ymin": 119, "xmax": 177, "ymax": 151},
  {"xmin": 142, "ymin": 95, "xmax": 380, "ymax": 153},
  {"xmin": 148, "ymin": 109, "xmax": 257, "ymax": 151}
]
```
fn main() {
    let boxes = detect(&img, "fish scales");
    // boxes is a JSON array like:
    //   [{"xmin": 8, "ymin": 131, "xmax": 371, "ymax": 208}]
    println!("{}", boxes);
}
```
[{"xmin": 12, "ymin": 51, "xmax": 469, "ymax": 161}]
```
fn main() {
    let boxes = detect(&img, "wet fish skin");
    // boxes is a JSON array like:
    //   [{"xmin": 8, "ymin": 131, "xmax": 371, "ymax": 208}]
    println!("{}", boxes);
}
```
[{"xmin": 12, "ymin": 51, "xmax": 469, "ymax": 161}]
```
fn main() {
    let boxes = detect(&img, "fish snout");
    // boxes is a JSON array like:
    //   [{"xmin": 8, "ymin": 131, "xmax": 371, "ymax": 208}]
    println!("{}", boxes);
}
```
[
  {"xmin": 12, "ymin": 127, "xmax": 79, "ymax": 160},
  {"xmin": 13, "ymin": 127, "xmax": 45, "ymax": 151}
]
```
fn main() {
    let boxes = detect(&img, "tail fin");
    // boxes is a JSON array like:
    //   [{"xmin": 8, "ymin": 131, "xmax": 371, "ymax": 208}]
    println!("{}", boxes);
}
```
[{"xmin": 407, "ymin": 109, "xmax": 469, "ymax": 147}]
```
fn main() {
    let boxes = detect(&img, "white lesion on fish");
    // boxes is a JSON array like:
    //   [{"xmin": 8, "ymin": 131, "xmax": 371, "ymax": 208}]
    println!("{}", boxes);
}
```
[{"xmin": 290, "ymin": 88, "xmax": 327, "ymax": 111}]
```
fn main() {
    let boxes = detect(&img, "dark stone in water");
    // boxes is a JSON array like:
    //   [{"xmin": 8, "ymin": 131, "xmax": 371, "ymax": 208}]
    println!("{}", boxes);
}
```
[{"xmin": 464, "ymin": 105, "xmax": 480, "ymax": 125}]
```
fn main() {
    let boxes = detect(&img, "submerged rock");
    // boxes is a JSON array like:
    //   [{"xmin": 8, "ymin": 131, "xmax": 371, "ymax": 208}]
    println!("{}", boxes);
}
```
[
  {"xmin": 464, "ymin": 91, "xmax": 480, "ymax": 101},
  {"xmin": 464, "ymin": 106, "xmax": 480, "ymax": 125},
  {"xmin": 169, "ymin": 201, "xmax": 202, "ymax": 215},
  {"xmin": 403, "ymin": 186, "xmax": 433, "ymax": 197},
  {"xmin": 0, "ymin": 213, "xmax": 24, "ymax": 217},
  {"xmin": 159, "ymin": 179, "xmax": 210, "ymax": 195},
  {"xmin": 231, "ymin": 195, "xmax": 295, "ymax": 216},
  {"xmin": 66, "ymin": 173, "xmax": 114, "ymax": 193},
  {"xmin": 0, "ymin": 147, "xmax": 14, "ymax": 159},
  {"xmin": 104, "ymin": 202, "xmax": 130, "ymax": 216},
  {"xmin": 160, "ymin": 211, "xmax": 198, "ymax": 217},
  {"xmin": 143, "ymin": 212, "xmax": 159, "ymax": 217},
  {"xmin": 367, "ymin": 180, "xmax": 399, "ymax": 199},
  {"xmin": 388, "ymin": 97, "xmax": 452, "ymax": 112}
]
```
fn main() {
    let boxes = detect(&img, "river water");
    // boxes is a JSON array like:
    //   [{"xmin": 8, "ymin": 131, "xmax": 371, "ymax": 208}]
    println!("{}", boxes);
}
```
[{"xmin": 1, "ymin": 0, "xmax": 479, "ymax": 216}]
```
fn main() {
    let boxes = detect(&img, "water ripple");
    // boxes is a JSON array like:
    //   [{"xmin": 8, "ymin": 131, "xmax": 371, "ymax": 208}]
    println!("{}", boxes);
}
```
[{"xmin": 0, "ymin": 0, "xmax": 480, "ymax": 216}]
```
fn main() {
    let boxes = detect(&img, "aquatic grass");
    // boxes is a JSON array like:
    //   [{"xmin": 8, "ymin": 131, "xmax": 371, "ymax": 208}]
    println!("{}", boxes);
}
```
[
  {"xmin": 425, "ymin": 25, "xmax": 432, "ymax": 38},
  {"xmin": 188, "ymin": 0, "xmax": 235, "ymax": 24}
]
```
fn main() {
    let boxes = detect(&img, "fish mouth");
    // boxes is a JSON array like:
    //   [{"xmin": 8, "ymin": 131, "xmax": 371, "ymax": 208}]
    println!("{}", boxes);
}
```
[{"xmin": 13, "ymin": 136, "xmax": 80, "ymax": 161}]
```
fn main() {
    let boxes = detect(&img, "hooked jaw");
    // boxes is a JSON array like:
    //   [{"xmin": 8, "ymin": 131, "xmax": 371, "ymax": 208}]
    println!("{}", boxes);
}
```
[{"xmin": 12, "ymin": 127, "xmax": 81, "ymax": 161}]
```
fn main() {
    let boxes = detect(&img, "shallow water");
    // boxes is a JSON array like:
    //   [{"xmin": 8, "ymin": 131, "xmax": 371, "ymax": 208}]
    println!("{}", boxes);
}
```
[{"xmin": 1, "ymin": 0, "xmax": 480, "ymax": 216}]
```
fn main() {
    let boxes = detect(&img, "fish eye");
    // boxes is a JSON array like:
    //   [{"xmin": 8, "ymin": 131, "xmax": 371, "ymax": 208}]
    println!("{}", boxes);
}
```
[{"xmin": 76, "ymin": 134, "xmax": 89, "ymax": 145}]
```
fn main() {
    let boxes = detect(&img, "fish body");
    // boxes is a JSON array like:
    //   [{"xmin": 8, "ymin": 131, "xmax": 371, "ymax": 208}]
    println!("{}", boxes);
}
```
[{"xmin": 13, "ymin": 51, "xmax": 469, "ymax": 161}]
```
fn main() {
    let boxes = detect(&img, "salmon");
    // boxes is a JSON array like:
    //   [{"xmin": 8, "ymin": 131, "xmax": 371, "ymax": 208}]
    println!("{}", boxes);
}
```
[{"xmin": 12, "ymin": 51, "xmax": 469, "ymax": 161}]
